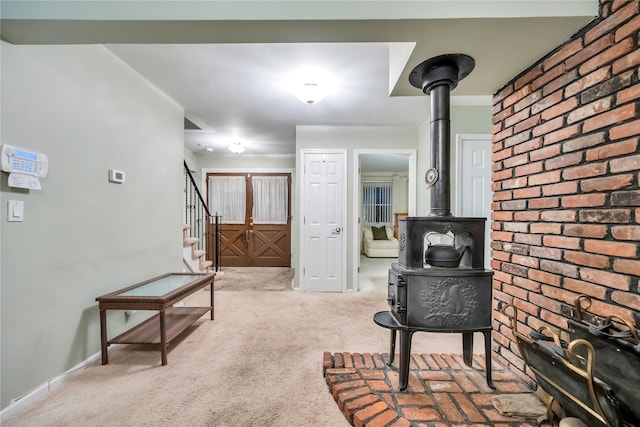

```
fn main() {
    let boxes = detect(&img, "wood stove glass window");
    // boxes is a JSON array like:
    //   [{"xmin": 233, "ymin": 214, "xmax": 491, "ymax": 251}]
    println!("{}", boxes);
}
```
[{"xmin": 362, "ymin": 180, "xmax": 392, "ymax": 226}]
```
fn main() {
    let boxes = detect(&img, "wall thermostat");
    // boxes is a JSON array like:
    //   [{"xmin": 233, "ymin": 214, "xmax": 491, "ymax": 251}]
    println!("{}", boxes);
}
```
[{"xmin": 109, "ymin": 169, "xmax": 125, "ymax": 184}]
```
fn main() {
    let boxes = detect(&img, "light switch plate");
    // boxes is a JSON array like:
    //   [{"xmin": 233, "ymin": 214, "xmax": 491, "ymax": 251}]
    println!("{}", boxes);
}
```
[{"xmin": 8, "ymin": 200, "xmax": 24, "ymax": 222}]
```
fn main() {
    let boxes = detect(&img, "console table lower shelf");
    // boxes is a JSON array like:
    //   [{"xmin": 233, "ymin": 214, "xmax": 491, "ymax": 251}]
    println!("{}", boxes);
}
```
[{"xmin": 108, "ymin": 307, "xmax": 210, "ymax": 345}]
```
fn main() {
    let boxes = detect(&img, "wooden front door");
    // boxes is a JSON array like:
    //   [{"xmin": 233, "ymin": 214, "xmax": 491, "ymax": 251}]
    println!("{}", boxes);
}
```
[{"xmin": 207, "ymin": 173, "xmax": 291, "ymax": 267}]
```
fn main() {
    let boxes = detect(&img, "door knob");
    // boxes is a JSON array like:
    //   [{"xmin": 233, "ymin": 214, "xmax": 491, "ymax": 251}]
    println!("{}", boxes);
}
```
[{"xmin": 335, "ymin": 227, "xmax": 342, "ymax": 233}]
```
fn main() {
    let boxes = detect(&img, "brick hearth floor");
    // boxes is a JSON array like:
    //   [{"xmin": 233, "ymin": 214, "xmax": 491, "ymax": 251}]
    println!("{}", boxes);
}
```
[{"xmin": 323, "ymin": 352, "xmax": 537, "ymax": 427}]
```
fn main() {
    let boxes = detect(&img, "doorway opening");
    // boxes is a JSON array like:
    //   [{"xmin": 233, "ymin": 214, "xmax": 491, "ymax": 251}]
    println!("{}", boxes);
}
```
[{"xmin": 353, "ymin": 149, "xmax": 417, "ymax": 291}]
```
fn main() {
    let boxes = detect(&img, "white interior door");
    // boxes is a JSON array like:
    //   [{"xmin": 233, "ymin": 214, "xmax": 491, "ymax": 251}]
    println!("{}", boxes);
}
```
[
  {"xmin": 457, "ymin": 134, "xmax": 492, "ymax": 269},
  {"xmin": 302, "ymin": 151, "xmax": 345, "ymax": 292}
]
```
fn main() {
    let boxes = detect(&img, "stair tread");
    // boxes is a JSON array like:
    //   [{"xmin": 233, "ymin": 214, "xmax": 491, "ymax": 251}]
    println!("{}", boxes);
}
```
[
  {"xmin": 192, "ymin": 250, "xmax": 206, "ymax": 259},
  {"xmin": 183, "ymin": 237, "xmax": 199, "ymax": 246}
]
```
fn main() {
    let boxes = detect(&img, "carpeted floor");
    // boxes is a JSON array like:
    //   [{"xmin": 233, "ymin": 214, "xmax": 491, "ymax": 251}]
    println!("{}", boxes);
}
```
[{"xmin": 216, "ymin": 267, "xmax": 294, "ymax": 291}]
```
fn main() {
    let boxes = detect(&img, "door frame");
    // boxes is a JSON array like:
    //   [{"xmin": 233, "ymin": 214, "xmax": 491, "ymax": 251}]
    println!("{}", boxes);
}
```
[
  {"xmin": 299, "ymin": 149, "xmax": 348, "ymax": 292},
  {"xmin": 202, "ymin": 167, "xmax": 296, "ymax": 267},
  {"xmin": 352, "ymin": 149, "xmax": 417, "ymax": 291}
]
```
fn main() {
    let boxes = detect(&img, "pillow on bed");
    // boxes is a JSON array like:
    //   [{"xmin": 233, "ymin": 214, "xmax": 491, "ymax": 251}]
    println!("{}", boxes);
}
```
[{"xmin": 372, "ymin": 226, "xmax": 388, "ymax": 240}]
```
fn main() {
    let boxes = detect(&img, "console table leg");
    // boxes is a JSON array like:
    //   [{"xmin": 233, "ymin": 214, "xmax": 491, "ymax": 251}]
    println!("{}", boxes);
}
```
[
  {"xmin": 398, "ymin": 330, "xmax": 414, "ymax": 391},
  {"xmin": 483, "ymin": 330, "xmax": 495, "ymax": 389},
  {"xmin": 100, "ymin": 309, "xmax": 108, "ymax": 365},
  {"xmin": 210, "ymin": 281, "xmax": 215, "ymax": 320},
  {"xmin": 462, "ymin": 332, "xmax": 473, "ymax": 367},
  {"xmin": 388, "ymin": 329, "xmax": 397, "ymax": 366},
  {"xmin": 160, "ymin": 311, "xmax": 168, "ymax": 366}
]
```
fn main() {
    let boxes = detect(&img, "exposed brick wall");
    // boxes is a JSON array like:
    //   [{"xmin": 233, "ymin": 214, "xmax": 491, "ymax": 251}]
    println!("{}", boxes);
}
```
[{"xmin": 490, "ymin": 0, "xmax": 640, "ymax": 380}]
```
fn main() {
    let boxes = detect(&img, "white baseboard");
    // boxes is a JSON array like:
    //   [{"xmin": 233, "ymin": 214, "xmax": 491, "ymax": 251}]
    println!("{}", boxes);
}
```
[{"xmin": 0, "ymin": 346, "xmax": 117, "ymax": 420}]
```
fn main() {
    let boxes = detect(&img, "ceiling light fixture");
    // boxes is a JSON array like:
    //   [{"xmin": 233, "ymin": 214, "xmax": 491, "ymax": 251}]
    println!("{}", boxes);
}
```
[
  {"xmin": 296, "ymin": 81, "xmax": 326, "ymax": 105},
  {"xmin": 198, "ymin": 143, "xmax": 214, "ymax": 152},
  {"xmin": 228, "ymin": 141, "xmax": 246, "ymax": 154}
]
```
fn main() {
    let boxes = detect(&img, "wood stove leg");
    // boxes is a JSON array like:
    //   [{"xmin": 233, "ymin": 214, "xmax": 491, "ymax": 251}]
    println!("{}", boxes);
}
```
[
  {"xmin": 462, "ymin": 332, "xmax": 473, "ymax": 367},
  {"xmin": 160, "ymin": 310, "xmax": 168, "ymax": 366},
  {"xmin": 483, "ymin": 330, "xmax": 495, "ymax": 389},
  {"xmin": 398, "ymin": 330, "xmax": 414, "ymax": 391},
  {"xmin": 388, "ymin": 329, "xmax": 397, "ymax": 366}
]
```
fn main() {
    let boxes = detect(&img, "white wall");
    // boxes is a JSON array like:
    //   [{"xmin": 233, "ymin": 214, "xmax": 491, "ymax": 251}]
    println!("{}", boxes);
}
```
[
  {"xmin": 295, "ymin": 126, "xmax": 418, "ymax": 290},
  {"xmin": 0, "ymin": 43, "xmax": 184, "ymax": 409},
  {"xmin": 416, "ymin": 104, "xmax": 492, "ymax": 215}
]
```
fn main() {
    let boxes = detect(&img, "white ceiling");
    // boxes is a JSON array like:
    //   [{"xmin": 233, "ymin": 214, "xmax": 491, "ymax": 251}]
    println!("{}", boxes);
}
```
[{"xmin": 1, "ymin": 1, "xmax": 598, "ymax": 160}]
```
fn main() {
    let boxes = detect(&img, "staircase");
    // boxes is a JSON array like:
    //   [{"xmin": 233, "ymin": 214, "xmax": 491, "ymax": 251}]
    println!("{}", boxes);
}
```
[
  {"xmin": 182, "ymin": 224, "xmax": 213, "ymax": 273},
  {"xmin": 183, "ymin": 160, "xmax": 222, "ymax": 276}
]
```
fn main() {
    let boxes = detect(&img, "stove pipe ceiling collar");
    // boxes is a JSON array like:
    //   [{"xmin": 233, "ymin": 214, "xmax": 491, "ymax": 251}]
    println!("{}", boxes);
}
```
[{"xmin": 409, "ymin": 54, "xmax": 475, "ymax": 217}]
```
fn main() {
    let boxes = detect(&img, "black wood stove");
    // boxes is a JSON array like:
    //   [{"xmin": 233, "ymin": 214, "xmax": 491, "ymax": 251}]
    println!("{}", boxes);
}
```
[{"xmin": 374, "ymin": 54, "xmax": 494, "ymax": 391}]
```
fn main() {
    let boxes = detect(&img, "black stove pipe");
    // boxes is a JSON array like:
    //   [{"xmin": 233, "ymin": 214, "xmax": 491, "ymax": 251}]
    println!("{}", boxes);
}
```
[{"xmin": 409, "ymin": 54, "xmax": 475, "ymax": 217}]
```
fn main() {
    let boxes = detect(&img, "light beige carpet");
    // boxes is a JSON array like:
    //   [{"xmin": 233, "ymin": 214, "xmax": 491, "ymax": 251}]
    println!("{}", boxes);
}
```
[{"xmin": 1, "ymin": 268, "xmax": 486, "ymax": 427}]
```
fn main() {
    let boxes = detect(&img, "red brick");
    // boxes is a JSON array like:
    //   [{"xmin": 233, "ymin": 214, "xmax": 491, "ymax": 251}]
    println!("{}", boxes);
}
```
[
  {"xmin": 610, "ymin": 154, "xmax": 640, "ymax": 173},
  {"xmin": 581, "ymin": 174, "xmax": 634, "ymax": 192},
  {"xmin": 493, "ymin": 126, "xmax": 514, "ymax": 143},
  {"xmin": 353, "ymin": 401, "xmax": 389, "ymax": 427},
  {"xmin": 323, "ymin": 351, "xmax": 333, "ymax": 370},
  {"xmin": 563, "ymin": 161, "xmax": 607, "ymax": 180},
  {"xmin": 562, "ymin": 193, "xmax": 607, "ymax": 207},
  {"xmin": 581, "ymin": 267, "xmax": 631, "ymax": 290},
  {"xmin": 563, "ymin": 132, "xmax": 606, "ymax": 152},
  {"xmin": 513, "ymin": 276, "xmax": 542, "ymax": 292},
  {"xmin": 579, "ymin": 208, "xmax": 631, "ymax": 223},
  {"xmin": 431, "ymin": 393, "xmax": 465, "ymax": 422},
  {"xmin": 530, "ymin": 144, "xmax": 561, "ymax": 161},
  {"xmin": 530, "ymin": 223, "xmax": 562, "ymax": 234},
  {"xmin": 564, "ymin": 278, "xmax": 608, "ymax": 299},
  {"xmin": 567, "ymin": 97, "xmax": 612, "ymax": 124},
  {"xmin": 617, "ymin": 83, "xmax": 640, "ymax": 104},
  {"xmin": 369, "ymin": 380, "xmax": 391, "ymax": 392},
  {"xmin": 586, "ymin": 298, "xmax": 635, "ymax": 322},
  {"xmin": 515, "ymin": 64, "xmax": 543, "ymax": 90},
  {"xmin": 565, "ymin": 67, "xmax": 611, "ymax": 97},
  {"xmin": 543, "ymin": 124, "xmax": 580, "ymax": 146},
  {"xmin": 504, "ymin": 131, "xmax": 533, "ymax": 149},
  {"xmin": 543, "ymin": 235, "xmax": 581, "ymax": 250},
  {"xmin": 395, "ymin": 393, "xmax": 434, "ymax": 406},
  {"xmin": 492, "ymin": 147, "xmax": 513, "ymax": 162},
  {"xmin": 567, "ymin": 33, "xmax": 614, "ymax": 71},
  {"xmin": 613, "ymin": 45, "xmax": 640, "ymax": 74},
  {"xmin": 332, "ymin": 380, "xmax": 367, "ymax": 398},
  {"xmin": 503, "ymin": 85, "xmax": 533, "ymax": 108},
  {"xmin": 528, "ymin": 170, "xmax": 561, "ymax": 186},
  {"xmin": 514, "ymin": 90, "xmax": 543, "ymax": 113},
  {"xmin": 615, "ymin": 12, "xmax": 640, "ymax": 41},
  {"xmin": 542, "ymin": 181, "xmax": 578, "ymax": 196},
  {"xmin": 344, "ymin": 394, "xmax": 381, "ymax": 419},
  {"xmin": 544, "ymin": 152, "xmax": 583, "ymax": 171},
  {"xmin": 541, "ymin": 70, "xmax": 578, "ymax": 97},
  {"xmin": 586, "ymin": 138, "xmax": 637, "ymax": 161},
  {"xmin": 564, "ymin": 250, "xmax": 610, "ymax": 268},
  {"xmin": 533, "ymin": 63, "xmax": 565, "ymax": 92},
  {"xmin": 344, "ymin": 352, "xmax": 354, "ymax": 368},
  {"xmin": 612, "ymin": 225, "xmax": 640, "ymax": 241},
  {"xmin": 452, "ymin": 393, "xmax": 487, "ymax": 423},
  {"xmin": 544, "ymin": 38, "xmax": 583, "ymax": 70},
  {"xmin": 361, "ymin": 370, "xmax": 385, "ymax": 380},
  {"xmin": 532, "ymin": 116, "xmax": 563, "ymax": 138},
  {"xmin": 514, "ymin": 211, "xmax": 540, "ymax": 221},
  {"xmin": 334, "ymin": 352, "xmax": 344, "ymax": 368},
  {"xmin": 514, "ymin": 114, "xmax": 541, "ymax": 134},
  {"xmin": 530, "ymin": 246, "xmax": 563, "ymax": 261},
  {"xmin": 513, "ymin": 137, "xmax": 543, "ymax": 155},
  {"xmin": 366, "ymin": 410, "xmax": 398, "ymax": 427},
  {"xmin": 579, "ymin": 37, "xmax": 634, "ymax": 76},
  {"xmin": 529, "ymin": 197, "xmax": 559, "ymax": 209},
  {"xmin": 610, "ymin": 119, "xmax": 640, "ymax": 141},
  {"xmin": 586, "ymin": 0, "xmax": 639, "ymax": 43},
  {"xmin": 564, "ymin": 224, "xmax": 608, "ymax": 238},
  {"xmin": 336, "ymin": 386, "xmax": 377, "ymax": 409},
  {"xmin": 583, "ymin": 103, "xmax": 636, "ymax": 133},
  {"xmin": 514, "ymin": 161, "xmax": 542, "ymax": 177},
  {"xmin": 387, "ymin": 418, "xmax": 411, "ymax": 427},
  {"xmin": 585, "ymin": 239, "xmax": 637, "ymax": 257},
  {"xmin": 540, "ymin": 210, "xmax": 576, "ymax": 222},
  {"xmin": 401, "ymin": 407, "xmax": 442, "ymax": 422},
  {"xmin": 529, "ymin": 269, "xmax": 561, "ymax": 287},
  {"xmin": 531, "ymin": 90, "xmax": 563, "ymax": 115},
  {"xmin": 611, "ymin": 291, "xmax": 640, "ymax": 311}
]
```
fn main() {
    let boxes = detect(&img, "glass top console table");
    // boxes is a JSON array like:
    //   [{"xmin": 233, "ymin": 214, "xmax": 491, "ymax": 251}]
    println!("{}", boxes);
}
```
[{"xmin": 96, "ymin": 272, "xmax": 215, "ymax": 366}]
